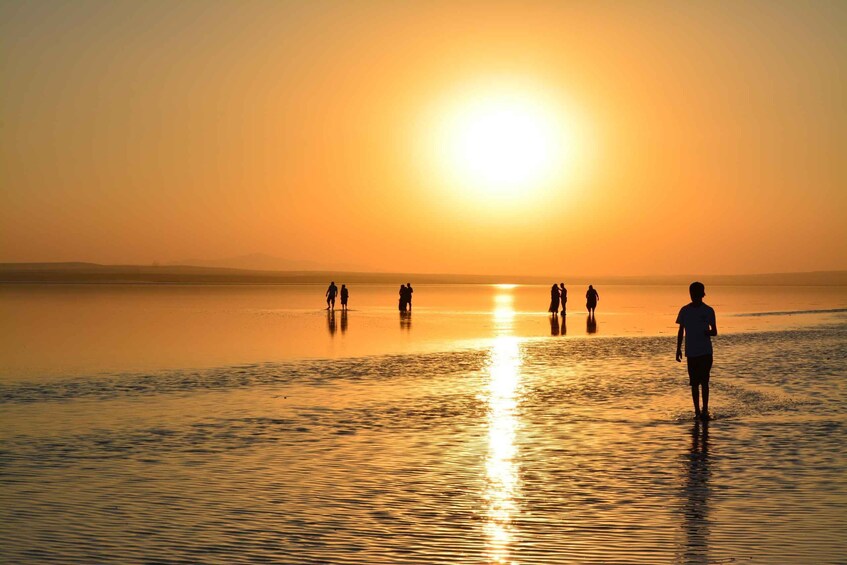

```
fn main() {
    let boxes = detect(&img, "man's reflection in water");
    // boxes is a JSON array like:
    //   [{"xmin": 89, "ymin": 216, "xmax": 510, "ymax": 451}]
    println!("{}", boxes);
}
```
[
  {"xmin": 400, "ymin": 311, "xmax": 412, "ymax": 331},
  {"xmin": 679, "ymin": 420, "xmax": 711, "ymax": 564},
  {"xmin": 586, "ymin": 314, "xmax": 598, "ymax": 334},
  {"xmin": 550, "ymin": 315, "xmax": 560, "ymax": 336},
  {"xmin": 340, "ymin": 309, "xmax": 348, "ymax": 335},
  {"xmin": 327, "ymin": 310, "xmax": 336, "ymax": 336},
  {"xmin": 560, "ymin": 316, "xmax": 567, "ymax": 336}
]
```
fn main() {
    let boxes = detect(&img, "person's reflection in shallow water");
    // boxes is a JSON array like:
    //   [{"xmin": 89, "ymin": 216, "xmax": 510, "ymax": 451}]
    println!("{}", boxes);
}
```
[
  {"xmin": 327, "ymin": 310, "xmax": 337, "ymax": 336},
  {"xmin": 399, "ymin": 311, "xmax": 412, "ymax": 331},
  {"xmin": 678, "ymin": 420, "xmax": 711, "ymax": 565},
  {"xmin": 560, "ymin": 315, "xmax": 567, "ymax": 336},
  {"xmin": 550, "ymin": 314, "xmax": 560, "ymax": 336},
  {"xmin": 586, "ymin": 314, "xmax": 597, "ymax": 334},
  {"xmin": 340, "ymin": 309, "xmax": 348, "ymax": 335}
]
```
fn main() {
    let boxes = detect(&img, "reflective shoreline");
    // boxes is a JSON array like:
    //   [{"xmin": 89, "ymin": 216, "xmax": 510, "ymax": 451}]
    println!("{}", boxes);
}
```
[{"xmin": 2, "ymin": 283, "xmax": 845, "ymax": 380}]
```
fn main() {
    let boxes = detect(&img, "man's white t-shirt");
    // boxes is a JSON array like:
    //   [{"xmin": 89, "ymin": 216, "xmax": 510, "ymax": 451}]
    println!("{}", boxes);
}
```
[{"xmin": 676, "ymin": 303, "xmax": 716, "ymax": 358}]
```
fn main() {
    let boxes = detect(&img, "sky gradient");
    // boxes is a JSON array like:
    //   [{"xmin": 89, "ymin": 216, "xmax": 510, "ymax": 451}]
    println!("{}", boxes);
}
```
[{"xmin": 2, "ymin": 1, "xmax": 845, "ymax": 276}]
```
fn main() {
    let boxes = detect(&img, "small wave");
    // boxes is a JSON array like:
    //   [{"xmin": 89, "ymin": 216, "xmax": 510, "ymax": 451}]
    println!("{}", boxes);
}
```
[
  {"xmin": 732, "ymin": 307, "xmax": 847, "ymax": 317},
  {"xmin": 0, "ymin": 349, "xmax": 489, "ymax": 404}
]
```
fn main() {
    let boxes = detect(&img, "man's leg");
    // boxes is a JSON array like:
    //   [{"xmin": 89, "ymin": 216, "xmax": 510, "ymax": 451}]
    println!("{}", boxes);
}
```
[
  {"xmin": 690, "ymin": 385, "xmax": 701, "ymax": 417},
  {"xmin": 700, "ymin": 355, "xmax": 712, "ymax": 419}
]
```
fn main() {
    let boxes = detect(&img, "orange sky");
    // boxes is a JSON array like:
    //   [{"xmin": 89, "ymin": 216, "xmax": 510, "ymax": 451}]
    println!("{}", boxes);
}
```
[{"xmin": 2, "ymin": 1, "xmax": 845, "ymax": 276}]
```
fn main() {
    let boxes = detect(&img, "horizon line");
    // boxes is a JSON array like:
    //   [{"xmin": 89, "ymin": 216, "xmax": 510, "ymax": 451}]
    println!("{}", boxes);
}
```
[{"xmin": 1, "ymin": 261, "xmax": 846, "ymax": 285}]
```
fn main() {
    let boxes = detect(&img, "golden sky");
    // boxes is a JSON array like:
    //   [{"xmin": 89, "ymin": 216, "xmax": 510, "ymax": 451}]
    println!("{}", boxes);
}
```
[{"xmin": 2, "ymin": 1, "xmax": 845, "ymax": 276}]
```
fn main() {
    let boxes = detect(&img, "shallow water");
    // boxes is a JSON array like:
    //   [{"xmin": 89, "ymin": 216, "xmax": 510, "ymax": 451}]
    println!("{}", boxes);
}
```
[
  {"xmin": 1, "ymin": 283, "xmax": 845, "ymax": 378},
  {"xmin": 1, "ymin": 284, "xmax": 846, "ymax": 563}
]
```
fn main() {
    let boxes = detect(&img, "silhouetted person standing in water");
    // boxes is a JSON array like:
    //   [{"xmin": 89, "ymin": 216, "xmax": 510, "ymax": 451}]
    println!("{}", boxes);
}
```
[
  {"xmin": 405, "ymin": 283, "xmax": 414, "ymax": 312},
  {"xmin": 340, "ymin": 284, "xmax": 349, "ymax": 311},
  {"xmin": 326, "ymin": 281, "xmax": 338, "ymax": 310},
  {"xmin": 586, "ymin": 285, "xmax": 599, "ymax": 315},
  {"xmin": 548, "ymin": 284, "xmax": 560, "ymax": 315},
  {"xmin": 559, "ymin": 283, "xmax": 568, "ymax": 315},
  {"xmin": 398, "ymin": 285, "xmax": 407, "ymax": 311},
  {"xmin": 676, "ymin": 282, "xmax": 718, "ymax": 421}
]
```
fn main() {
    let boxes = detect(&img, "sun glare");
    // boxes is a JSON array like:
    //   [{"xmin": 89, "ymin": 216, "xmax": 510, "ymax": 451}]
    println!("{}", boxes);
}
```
[
  {"xmin": 429, "ymin": 83, "xmax": 578, "ymax": 202},
  {"xmin": 451, "ymin": 97, "xmax": 556, "ymax": 190}
]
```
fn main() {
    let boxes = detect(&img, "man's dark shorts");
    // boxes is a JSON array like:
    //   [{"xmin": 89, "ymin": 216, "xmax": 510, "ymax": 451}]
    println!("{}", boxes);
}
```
[{"xmin": 687, "ymin": 354, "xmax": 713, "ymax": 386}]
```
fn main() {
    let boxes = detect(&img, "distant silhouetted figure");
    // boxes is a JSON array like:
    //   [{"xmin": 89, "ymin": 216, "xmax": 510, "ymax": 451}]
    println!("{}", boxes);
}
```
[
  {"xmin": 586, "ymin": 285, "xmax": 599, "ymax": 315},
  {"xmin": 340, "ymin": 284, "xmax": 349, "ymax": 311},
  {"xmin": 586, "ymin": 314, "xmax": 597, "ymax": 334},
  {"xmin": 676, "ymin": 282, "xmax": 718, "ymax": 421},
  {"xmin": 398, "ymin": 285, "xmax": 407, "ymax": 311},
  {"xmin": 325, "ymin": 281, "xmax": 338, "ymax": 310},
  {"xmin": 548, "ymin": 284, "xmax": 560, "ymax": 315},
  {"xmin": 559, "ymin": 283, "xmax": 568, "ymax": 315},
  {"xmin": 405, "ymin": 283, "xmax": 414, "ymax": 311}
]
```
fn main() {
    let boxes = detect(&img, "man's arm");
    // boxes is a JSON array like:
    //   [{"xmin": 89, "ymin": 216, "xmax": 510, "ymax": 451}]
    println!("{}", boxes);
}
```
[
  {"xmin": 707, "ymin": 311, "xmax": 718, "ymax": 337},
  {"xmin": 676, "ymin": 325, "xmax": 684, "ymax": 362}
]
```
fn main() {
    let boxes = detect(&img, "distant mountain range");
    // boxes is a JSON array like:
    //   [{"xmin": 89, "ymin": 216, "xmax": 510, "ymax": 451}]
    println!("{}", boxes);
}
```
[
  {"xmin": 1, "ymin": 262, "xmax": 846, "ymax": 286},
  {"xmin": 170, "ymin": 253, "xmax": 367, "ymax": 273}
]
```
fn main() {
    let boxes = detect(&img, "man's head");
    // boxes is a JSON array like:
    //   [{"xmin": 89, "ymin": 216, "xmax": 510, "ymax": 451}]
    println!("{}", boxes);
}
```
[{"xmin": 689, "ymin": 281, "xmax": 706, "ymax": 302}]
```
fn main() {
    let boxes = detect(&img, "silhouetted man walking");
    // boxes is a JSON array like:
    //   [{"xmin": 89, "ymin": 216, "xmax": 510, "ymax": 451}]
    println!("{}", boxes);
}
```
[
  {"xmin": 405, "ymin": 283, "xmax": 414, "ymax": 312},
  {"xmin": 560, "ymin": 283, "xmax": 567, "ymax": 315},
  {"xmin": 325, "ymin": 281, "xmax": 338, "ymax": 310},
  {"xmin": 676, "ymin": 282, "xmax": 718, "ymax": 420}
]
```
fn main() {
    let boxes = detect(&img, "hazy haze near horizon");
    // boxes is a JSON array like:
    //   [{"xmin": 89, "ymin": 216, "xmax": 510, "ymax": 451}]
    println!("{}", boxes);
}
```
[{"xmin": 2, "ymin": 1, "xmax": 845, "ymax": 275}]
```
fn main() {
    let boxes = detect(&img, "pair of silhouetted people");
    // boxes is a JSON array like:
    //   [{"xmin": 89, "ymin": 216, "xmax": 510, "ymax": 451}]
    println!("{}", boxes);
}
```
[
  {"xmin": 398, "ymin": 283, "xmax": 413, "ymax": 312},
  {"xmin": 676, "ymin": 282, "xmax": 718, "ymax": 421},
  {"xmin": 325, "ymin": 282, "xmax": 349, "ymax": 311},
  {"xmin": 548, "ymin": 282, "xmax": 570, "ymax": 315}
]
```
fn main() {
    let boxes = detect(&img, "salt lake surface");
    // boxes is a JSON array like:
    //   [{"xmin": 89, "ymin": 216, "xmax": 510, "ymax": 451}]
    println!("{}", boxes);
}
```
[{"xmin": 1, "ymin": 284, "xmax": 846, "ymax": 563}]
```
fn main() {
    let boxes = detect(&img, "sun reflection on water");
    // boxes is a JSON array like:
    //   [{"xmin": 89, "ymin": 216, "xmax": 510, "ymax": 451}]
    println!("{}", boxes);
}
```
[{"xmin": 485, "ymin": 286, "xmax": 522, "ymax": 564}]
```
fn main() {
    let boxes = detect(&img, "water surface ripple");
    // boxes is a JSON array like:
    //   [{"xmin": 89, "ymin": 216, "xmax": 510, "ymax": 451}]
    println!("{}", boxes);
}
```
[{"xmin": 1, "ymin": 326, "xmax": 845, "ymax": 564}]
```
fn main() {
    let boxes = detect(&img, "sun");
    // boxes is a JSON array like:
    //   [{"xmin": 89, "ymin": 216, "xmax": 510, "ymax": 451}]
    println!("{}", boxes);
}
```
[
  {"xmin": 449, "ymin": 96, "xmax": 557, "ymax": 192},
  {"xmin": 432, "ymin": 84, "xmax": 575, "ymax": 199}
]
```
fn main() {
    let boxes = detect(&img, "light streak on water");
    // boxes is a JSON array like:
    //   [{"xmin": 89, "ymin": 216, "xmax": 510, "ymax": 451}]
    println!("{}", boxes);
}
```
[{"xmin": 485, "ymin": 286, "xmax": 522, "ymax": 564}]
